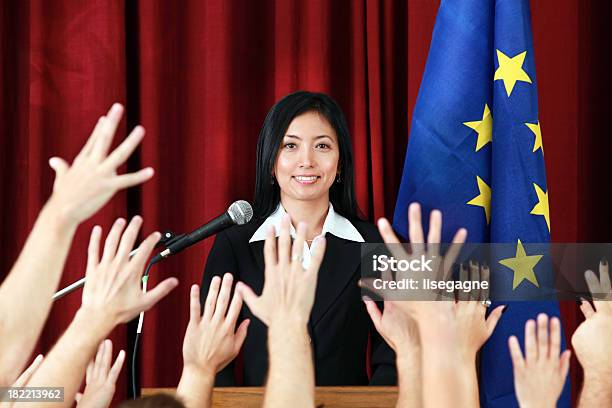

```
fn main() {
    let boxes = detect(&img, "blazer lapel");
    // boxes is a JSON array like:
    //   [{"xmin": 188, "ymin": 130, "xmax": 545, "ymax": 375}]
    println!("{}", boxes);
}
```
[
  {"xmin": 248, "ymin": 240, "xmax": 266, "ymax": 295},
  {"xmin": 310, "ymin": 233, "xmax": 362, "ymax": 327}
]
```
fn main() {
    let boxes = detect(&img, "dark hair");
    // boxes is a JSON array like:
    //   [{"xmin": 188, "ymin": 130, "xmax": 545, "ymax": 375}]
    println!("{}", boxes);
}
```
[
  {"xmin": 253, "ymin": 91, "xmax": 360, "ymax": 220},
  {"xmin": 118, "ymin": 394, "xmax": 185, "ymax": 408}
]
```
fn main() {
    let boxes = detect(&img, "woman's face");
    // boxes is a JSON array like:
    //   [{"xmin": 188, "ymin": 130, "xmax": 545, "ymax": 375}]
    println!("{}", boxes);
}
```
[{"xmin": 274, "ymin": 111, "xmax": 340, "ymax": 204}]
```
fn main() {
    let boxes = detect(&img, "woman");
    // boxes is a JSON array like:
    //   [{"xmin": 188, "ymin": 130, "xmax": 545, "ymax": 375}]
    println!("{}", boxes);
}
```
[{"xmin": 201, "ymin": 91, "xmax": 396, "ymax": 386}]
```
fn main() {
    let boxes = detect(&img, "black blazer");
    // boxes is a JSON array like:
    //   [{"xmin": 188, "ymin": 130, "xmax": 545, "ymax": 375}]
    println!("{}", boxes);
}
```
[{"xmin": 200, "ymin": 216, "xmax": 397, "ymax": 386}]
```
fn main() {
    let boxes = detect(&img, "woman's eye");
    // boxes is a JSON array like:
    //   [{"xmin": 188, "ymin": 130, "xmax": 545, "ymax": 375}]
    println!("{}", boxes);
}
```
[
  {"xmin": 284, "ymin": 143, "xmax": 297, "ymax": 149},
  {"xmin": 316, "ymin": 143, "xmax": 330, "ymax": 149}
]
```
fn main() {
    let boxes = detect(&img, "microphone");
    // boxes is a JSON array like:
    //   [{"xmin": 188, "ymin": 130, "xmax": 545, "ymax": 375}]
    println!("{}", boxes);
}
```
[{"xmin": 150, "ymin": 200, "xmax": 253, "ymax": 263}]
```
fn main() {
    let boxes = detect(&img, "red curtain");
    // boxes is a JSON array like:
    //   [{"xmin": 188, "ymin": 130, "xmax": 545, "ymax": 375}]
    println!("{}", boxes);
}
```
[{"xmin": 1, "ymin": 0, "xmax": 610, "ymax": 403}]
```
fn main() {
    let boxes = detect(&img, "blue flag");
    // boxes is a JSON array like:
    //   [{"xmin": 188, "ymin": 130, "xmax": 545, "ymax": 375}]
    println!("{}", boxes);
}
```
[{"xmin": 393, "ymin": 1, "xmax": 570, "ymax": 406}]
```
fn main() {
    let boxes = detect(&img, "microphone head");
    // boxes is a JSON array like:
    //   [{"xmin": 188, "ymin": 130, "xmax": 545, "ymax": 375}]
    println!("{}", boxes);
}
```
[{"xmin": 228, "ymin": 200, "xmax": 253, "ymax": 225}]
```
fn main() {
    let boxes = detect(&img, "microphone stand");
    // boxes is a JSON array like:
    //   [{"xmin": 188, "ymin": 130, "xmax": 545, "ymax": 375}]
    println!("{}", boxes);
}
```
[{"xmin": 52, "ymin": 231, "xmax": 183, "ymax": 301}]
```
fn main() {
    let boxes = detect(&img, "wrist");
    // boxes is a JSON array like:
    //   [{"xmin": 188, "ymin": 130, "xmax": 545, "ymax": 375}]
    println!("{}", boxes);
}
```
[
  {"xmin": 180, "ymin": 364, "xmax": 216, "ymax": 384},
  {"xmin": 74, "ymin": 307, "xmax": 115, "ymax": 336},
  {"xmin": 269, "ymin": 314, "xmax": 309, "ymax": 332},
  {"xmin": 41, "ymin": 198, "xmax": 80, "ymax": 232}
]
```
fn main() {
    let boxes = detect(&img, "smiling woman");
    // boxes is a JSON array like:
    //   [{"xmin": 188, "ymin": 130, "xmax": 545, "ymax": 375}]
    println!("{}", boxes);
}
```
[{"xmin": 201, "ymin": 91, "xmax": 397, "ymax": 386}]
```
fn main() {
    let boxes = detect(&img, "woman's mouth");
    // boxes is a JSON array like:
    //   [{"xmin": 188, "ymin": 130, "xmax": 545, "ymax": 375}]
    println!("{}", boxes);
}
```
[{"xmin": 293, "ymin": 175, "xmax": 319, "ymax": 185}]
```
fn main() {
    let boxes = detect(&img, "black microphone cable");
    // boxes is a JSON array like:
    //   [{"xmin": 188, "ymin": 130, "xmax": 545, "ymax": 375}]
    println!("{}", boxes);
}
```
[{"xmin": 131, "ymin": 258, "xmax": 159, "ymax": 399}]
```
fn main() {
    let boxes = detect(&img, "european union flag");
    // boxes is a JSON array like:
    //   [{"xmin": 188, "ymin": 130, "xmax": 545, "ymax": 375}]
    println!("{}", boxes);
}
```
[{"xmin": 393, "ymin": 1, "xmax": 570, "ymax": 406}]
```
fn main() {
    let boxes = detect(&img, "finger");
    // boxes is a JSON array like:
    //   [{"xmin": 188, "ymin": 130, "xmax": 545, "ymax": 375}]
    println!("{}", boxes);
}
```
[
  {"xmin": 408, "ymin": 203, "xmax": 425, "ymax": 255},
  {"xmin": 233, "ymin": 319, "xmax": 250, "ymax": 355},
  {"xmin": 364, "ymin": 299, "xmax": 383, "ymax": 334},
  {"xmin": 225, "ymin": 289, "xmax": 244, "ymax": 327},
  {"xmin": 584, "ymin": 269, "xmax": 601, "ymax": 298},
  {"xmin": 85, "ymin": 358, "xmax": 94, "ymax": 384},
  {"xmin": 481, "ymin": 264, "xmax": 490, "ymax": 302},
  {"xmin": 189, "ymin": 284, "xmax": 202, "ymax": 325},
  {"xmin": 138, "ymin": 277, "xmax": 179, "ymax": 313},
  {"xmin": 12, "ymin": 354, "xmax": 44, "ymax": 387},
  {"xmin": 203, "ymin": 277, "xmax": 221, "ymax": 321},
  {"xmin": 358, "ymin": 278, "xmax": 389, "ymax": 301},
  {"xmin": 536, "ymin": 313, "xmax": 549, "ymax": 360},
  {"xmin": 74, "ymin": 393, "xmax": 83, "ymax": 404},
  {"xmin": 485, "ymin": 305, "xmax": 505, "ymax": 338},
  {"xmin": 458, "ymin": 263, "xmax": 469, "ymax": 301},
  {"xmin": 308, "ymin": 237, "xmax": 326, "ymax": 277},
  {"xmin": 427, "ymin": 209, "xmax": 442, "ymax": 257},
  {"xmin": 443, "ymin": 228, "xmax": 468, "ymax": 279},
  {"xmin": 103, "ymin": 125, "xmax": 145, "ymax": 170},
  {"xmin": 579, "ymin": 299, "xmax": 595, "ymax": 319},
  {"xmin": 212, "ymin": 273, "xmax": 233, "ymax": 322},
  {"xmin": 586, "ymin": 267, "xmax": 607, "ymax": 312},
  {"xmin": 86, "ymin": 226, "xmax": 102, "ymax": 275},
  {"xmin": 278, "ymin": 214, "xmax": 291, "ymax": 267},
  {"xmin": 469, "ymin": 261, "xmax": 480, "ymax": 301},
  {"xmin": 101, "ymin": 339, "xmax": 113, "ymax": 377},
  {"xmin": 107, "ymin": 350, "xmax": 126, "ymax": 385},
  {"xmin": 508, "ymin": 335, "xmax": 525, "ymax": 371},
  {"xmin": 91, "ymin": 103, "xmax": 124, "ymax": 161},
  {"xmin": 291, "ymin": 222, "xmax": 307, "ymax": 270},
  {"xmin": 111, "ymin": 167, "xmax": 155, "ymax": 190},
  {"xmin": 116, "ymin": 216, "xmax": 143, "ymax": 262},
  {"xmin": 263, "ymin": 225, "xmax": 278, "ymax": 272},
  {"xmin": 599, "ymin": 258, "xmax": 611, "ymax": 292},
  {"xmin": 92, "ymin": 340, "xmax": 105, "ymax": 380},
  {"xmin": 236, "ymin": 282, "xmax": 260, "ymax": 316},
  {"xmin": 129, "ymin": 231, "xmax": 162, "ymax": 272},
  {"xmin": 550, "ymin": 317, "xmax": 561, "ymax": 359},
  {"xmin": 101, "ymin": 218, "xmax": 127, "ymax": 264},
  {"xmin": 48, "ymin": 157, "xmax": 69, "ymax": 182},
  {"xmin": 559, "ymin": 349, "xmax": 571, "ymax": 379},
  {"xmin": 74, "ymin": 116, "xmax": 106, "ymax": 162},
  {"xmin": 525, "ymin": 319, "xmax": 537, "ymax": 363},
  {"xmin": 377, "ymin": 218, "xmax": 408, "ymax": 261}
]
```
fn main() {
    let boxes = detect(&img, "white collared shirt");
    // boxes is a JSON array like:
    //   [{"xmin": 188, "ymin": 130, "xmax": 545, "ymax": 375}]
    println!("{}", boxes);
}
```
[{"xmin": 249, "ymin": 203, "xmax": 364, "ymax": 269}]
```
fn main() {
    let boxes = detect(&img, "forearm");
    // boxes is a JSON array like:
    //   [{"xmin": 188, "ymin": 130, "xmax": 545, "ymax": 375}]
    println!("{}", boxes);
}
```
[
  {"xmin": 264, "ymin": 320, "xmax": 314, "ymax": 408},
  {"xmin": 395, "ymin": 349, "xmax": 421, "ymax": 408},
  {"xmin": 419, "ymin": 325, "xmax": 474, "ymax": 408},
  {"xmin": 21, "ymin": 310, "xmax": 111, "ymax": 407},
  {"xmin": 578, "ymin": 373, "xmax": 612, "ymax": 408},
  {"xmin": 176, "ymin": 366, "xmax": 215, "ymax": 408},
  {"xmin": 0, "ymin": 201, "xmax": 77, "ymax": 383}
]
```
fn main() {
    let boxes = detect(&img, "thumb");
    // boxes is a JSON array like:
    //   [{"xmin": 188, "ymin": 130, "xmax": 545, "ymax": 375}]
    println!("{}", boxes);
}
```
[
  {"xmin": 74, "ymin": 392, "xmax": 83, "ymax": 404},
  {"xmin": 49, "ymin": 157, "xmax": 69, "ymax": 180},
  {"xmin": 236, "ymin": 282, "xmax": 259, "ymax": 312},
  {"xmin": 233, "ymin": 319, "xmax": 250, "ymax": 355},
  {"xmin": 485, "ymin": 305, "xmax": 506, "ymax": 337}
]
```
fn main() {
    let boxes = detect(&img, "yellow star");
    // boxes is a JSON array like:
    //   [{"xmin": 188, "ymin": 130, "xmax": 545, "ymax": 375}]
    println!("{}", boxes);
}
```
[
  {"xmin": 494, "ymin": 50, "xmax": 532, "ymax": 97},
  {"xmin": 467, "ymin": 176, "xmax": 491, "ymax": 224},
  {"xmin": 499, "ymin": 239, "xmax": 542, "ymax": 290},
  {"xmin": 525, "ymin": 121, "xmax": 544, "ymax": 153},
  {"xmin": 463, "ymin": 104, "xmax": 493, "ymax": 152},
  {"xmin": 530, "ymin": 183, "xmax": 550, "ymax": 232}
]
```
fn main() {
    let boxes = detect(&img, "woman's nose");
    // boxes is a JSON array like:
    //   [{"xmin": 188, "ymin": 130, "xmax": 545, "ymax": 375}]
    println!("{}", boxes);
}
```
[{"xmin": 298, "ymin": 147, "xmax": 314, "ymax": 168}]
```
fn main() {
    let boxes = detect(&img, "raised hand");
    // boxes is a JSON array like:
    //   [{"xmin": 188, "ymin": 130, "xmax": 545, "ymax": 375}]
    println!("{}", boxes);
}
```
[
  {"xmin": 508, "ymin": 314, "xmax": 571, "ymax": 408},
  {"xmin": 79, "ymin": 216, "xmax": 179, "ymax": 328},
  {"xmin": 455, "ymin": 263, "xmax": 505, "ymax": 361},
  {"xmin": 572, "ymin": 261, "xmax": 612, "ymax": 380},
  {"xmin": 75, "ymin": 340, "xmax": 125, "ymax": 408},
  {"xmin": 177, "ymin": 279, "xmax": 249, "ymax": 408},
  {"xmin": 182, "ymin": 278, "xmax": 249, "ymax": 376},
  {"xmin": 236, "ymin": 215, "xmax": 326, "ymax": 326},
  {"xmin": 47, "ymin": 103, "xmax": 154, "ymax": 226},
  {"xmin": 368, "ymin": 203, "xmax": 467, "ymax": 318}
]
